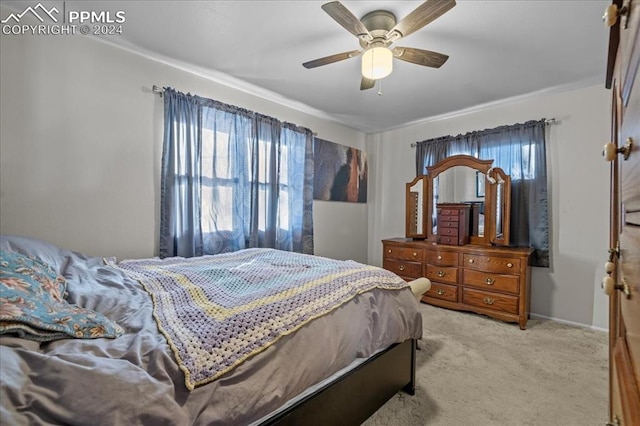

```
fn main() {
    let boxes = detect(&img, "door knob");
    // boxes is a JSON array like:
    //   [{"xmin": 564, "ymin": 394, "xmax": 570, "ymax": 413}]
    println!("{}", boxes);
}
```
[
  {"xmin": 602, "ymin": 276, "xmax": 631, "ymax": 298},
  {"xmin": 603, "ymin": 3, "xmax": 629, "ymax": 28},
  {"xmin": 605, "ymin": 261, "xmax": 615, "ymax": 273},
  {"xmin": 603, "ymin": 138, "xmax": 633, "ymax": 161}
]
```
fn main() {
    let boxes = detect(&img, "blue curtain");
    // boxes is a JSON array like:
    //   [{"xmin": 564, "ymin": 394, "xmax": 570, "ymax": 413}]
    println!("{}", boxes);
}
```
[
  {"xmin": 159, "ymin": 88, "xmax": 314, "ymax": 258},
  {"xmin": 415, "ymin": 119, "xmax": 549, "ymax": 267},
  {"xmin": 159, "ymin": 89, "xmax": 203, "ymax": 258}
]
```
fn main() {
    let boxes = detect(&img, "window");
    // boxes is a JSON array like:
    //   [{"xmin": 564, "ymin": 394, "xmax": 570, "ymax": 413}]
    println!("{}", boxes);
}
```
[
  {"xmin": 201, "ymin": 128, "xmax": 234, "ymax": 233},
  {"xmin": 160, "ymin": 88, "xmax": 314, "ymax": 258}
]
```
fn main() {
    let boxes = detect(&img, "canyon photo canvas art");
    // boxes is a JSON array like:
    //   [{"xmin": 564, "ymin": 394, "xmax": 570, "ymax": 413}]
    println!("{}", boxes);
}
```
[{"xmin": 313, "ymin": 139, "xmax": 367, "ymax": 203}]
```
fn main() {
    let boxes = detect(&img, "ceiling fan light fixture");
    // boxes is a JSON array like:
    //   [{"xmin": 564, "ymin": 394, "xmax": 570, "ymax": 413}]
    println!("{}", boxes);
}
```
[{"xmin": 361, "ymin": 46, "xmax": 393, "ymax": 80}]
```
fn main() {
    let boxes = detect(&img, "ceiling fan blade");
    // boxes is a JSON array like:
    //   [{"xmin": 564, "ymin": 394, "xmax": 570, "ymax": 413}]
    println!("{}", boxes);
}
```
[
  {"xmin": 386, "ymin": 0, "xmax": 456, "ymax": 42},
  {"xmin": 360, "ymin": 77, "xmax": 376, "ymax": 90},
  {"xmin": 321, "ymin": 1, "xmax": 373, "ymax": 42},
  {"xmin": 303, "ymin": 50, "xmax": 361, "ymax": 69},
  {"xmin": 393, "ymin": 47, "xmax": 449, "ymax": 68}
]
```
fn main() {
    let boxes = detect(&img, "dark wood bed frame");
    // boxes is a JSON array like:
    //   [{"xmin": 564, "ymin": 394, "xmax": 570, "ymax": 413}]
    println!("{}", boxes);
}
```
[{"xmin": 262, "ymin": 339, "xmax": 417, "ymax": 425}]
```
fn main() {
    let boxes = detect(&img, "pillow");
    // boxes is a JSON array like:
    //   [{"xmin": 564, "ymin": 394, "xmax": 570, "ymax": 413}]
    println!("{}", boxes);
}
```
[
  {"xmin": 0, "ymin": 250, "xmax": 124, "ymax": 342},
  {"xmin": 0, "ymin": 234, "xmax": 73, "ymax": 276},
  {"xmin": 0, "ymin": 250, "xmax": 67, "ymax": 301}
]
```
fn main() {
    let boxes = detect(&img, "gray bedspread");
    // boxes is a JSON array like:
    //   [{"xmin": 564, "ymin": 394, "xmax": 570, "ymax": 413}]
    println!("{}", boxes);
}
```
[{"xmin": 0, "ymin": 236, "xmax": 422, "ymax": 425}]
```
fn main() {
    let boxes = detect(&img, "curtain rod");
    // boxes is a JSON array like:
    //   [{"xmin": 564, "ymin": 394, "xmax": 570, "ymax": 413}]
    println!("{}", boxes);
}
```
[
  {"xmin": 409, "ymin": 118, "xmax": 558, "ymax": 148},
  {"xmin": 151, "ymin": 84, "xmax": 318, "ymax": 136}
]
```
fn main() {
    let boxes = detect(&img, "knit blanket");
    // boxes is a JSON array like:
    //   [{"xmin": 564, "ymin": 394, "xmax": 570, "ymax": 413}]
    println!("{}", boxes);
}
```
[{"xmin": 106, "ymin": 248, "xmax": 408, "ymax": 390}]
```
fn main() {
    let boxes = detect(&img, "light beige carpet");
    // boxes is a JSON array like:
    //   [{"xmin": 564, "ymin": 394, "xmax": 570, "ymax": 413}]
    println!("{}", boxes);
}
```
[{"xmin": 364, "ymin": 304, "xmax": 609, "ymax": 426}]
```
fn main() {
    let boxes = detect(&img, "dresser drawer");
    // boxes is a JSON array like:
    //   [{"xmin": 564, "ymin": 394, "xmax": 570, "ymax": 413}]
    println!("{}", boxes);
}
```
[
  {"xmin": 463, "ymin": 269, "xmax": 520, "ymax": 295},
  {"xmin": 463, "ymin": 288, "xmax": 518, "ymax": 314},
  {"xmin": 425, "ymin": 264, "xmax": 458, "ymax": 284},
  {"xmin": 424, "ymin": 282, "xmax": 457, "ymax": 302},
  {"xmin": 438, "ymin": 227, "xmax": 459, "ymax": 237},
  {"xmin": 383, "ymin": 259, "xmax": 422, "ymax": 278},
  {"xmin": 384, "ymin": 246, "xmax": 424, "ymax": 261},
  {"xmin": 438, "ymin": 220, "xmax": 459, "ymax": 229},
  {"xmin": 427, "ymin": 250, "xmax": 458, "ymax": 266},
  {"xmin": 437, "ymin": 236, "xmax": 461, "ymax": 245},
  {"xmin": 463, "ymin": 254, "xmax": 521, "ymax": 274},
  {"xmin": 439, "ymin": 214, "xmax": 459, "ymax": 222},
  {"xmin": 438, "ymin": 208, "xmax": 461, "ymax": 217}
]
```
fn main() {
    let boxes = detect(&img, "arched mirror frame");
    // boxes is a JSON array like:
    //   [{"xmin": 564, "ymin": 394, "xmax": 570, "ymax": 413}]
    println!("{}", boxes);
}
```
[
  {"xmin": 424, "ymin": 155, "xmax": 510, "ymax": 246},
  {"xmin": 405, "ymin": 175, "xmax": 428, "ymax": 239}
]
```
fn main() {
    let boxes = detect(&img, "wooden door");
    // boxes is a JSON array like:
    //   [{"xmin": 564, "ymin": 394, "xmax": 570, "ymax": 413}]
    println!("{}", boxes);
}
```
[{"xmin": 605, "ymin": 1, "xmax": 640, "ymax": 425}]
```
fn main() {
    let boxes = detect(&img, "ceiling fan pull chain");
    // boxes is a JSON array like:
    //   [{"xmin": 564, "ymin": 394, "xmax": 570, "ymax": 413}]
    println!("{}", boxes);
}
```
[{"xmin": 378, "ymin": 79, "xmax": 383, "ymax": 96}]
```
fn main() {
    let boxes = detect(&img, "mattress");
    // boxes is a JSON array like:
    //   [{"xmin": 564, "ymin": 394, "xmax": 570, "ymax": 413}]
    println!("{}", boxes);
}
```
[{"xmin": 0, "ymin": 235, "xmax": 422, "ymax": 425}]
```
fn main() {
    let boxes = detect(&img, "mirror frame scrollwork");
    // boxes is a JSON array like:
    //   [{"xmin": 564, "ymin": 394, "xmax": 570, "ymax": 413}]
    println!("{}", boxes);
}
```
[{"xmin": 406, "ymin": 155, "xmax": 511, "ymax": 246}]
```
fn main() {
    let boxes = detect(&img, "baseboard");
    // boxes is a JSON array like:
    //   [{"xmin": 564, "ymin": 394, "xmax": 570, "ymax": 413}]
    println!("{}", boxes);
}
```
[{"xmin": 530, "ymin": 313, "xmax": 608, "ymax": 333}]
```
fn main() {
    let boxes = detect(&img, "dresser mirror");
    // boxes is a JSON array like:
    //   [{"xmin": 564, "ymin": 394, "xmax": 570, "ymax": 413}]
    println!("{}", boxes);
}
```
[
  {"xmin": 405, "ymin": 175, "xmax": 427, "ymax": 238},
  {"xmin": 432, "ymin": 165, "xmax": 485, "ymax": 237},
  {"xmin": 490, "ymin": 167, "xmax": 511, "ymax": 245},
  {"xmin": 406, "ymin": 155, "xmax": 511, "ymax": 246}
]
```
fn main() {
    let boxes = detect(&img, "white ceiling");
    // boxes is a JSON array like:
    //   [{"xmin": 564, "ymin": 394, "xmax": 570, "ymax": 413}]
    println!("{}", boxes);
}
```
[{"xmin": 4, "ymin": 1, "xmax": 612, "ymax": 133}]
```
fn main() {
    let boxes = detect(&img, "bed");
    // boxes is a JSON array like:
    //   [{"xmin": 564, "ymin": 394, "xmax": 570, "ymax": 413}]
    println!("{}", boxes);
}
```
[{"xmin": 0, "ymin": 235, "xmax": 422, "ymax": 425}]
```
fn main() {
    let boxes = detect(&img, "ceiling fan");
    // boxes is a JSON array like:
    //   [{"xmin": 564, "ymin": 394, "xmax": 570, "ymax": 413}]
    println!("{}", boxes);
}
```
[{"xmin": 303, "ymin": 0, "xmax": 456, "ymax": 90}]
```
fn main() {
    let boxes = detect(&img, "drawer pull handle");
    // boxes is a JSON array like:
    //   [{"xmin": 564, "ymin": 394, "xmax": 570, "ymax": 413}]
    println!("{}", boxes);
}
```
[
  {"xmin": 388, "ymin": 249, "xmax": 392, "ymax": 253},
  {"xmin": 468, "ymin": 259, "xmax": 475, "ymax": 264},
  {"xmin": 485, "ymin": 278, "xmax": 495, "ymax": 285},
  {"xmin": 437, "ymin": 255, "xmax": 442, "ymax": 260},
  {"xmin": 484, "ymin": 297, "xmax": 494, "ymax": 305},
  {"xmin": 507, "ymin": 262, "xmax": 514, "ymax": 268},
  {"xmin": 437, "ymin": 270, "xmax": 445, "ymax": 277},
  {"xmin": 399, "ymin": 265, "xmax": 405, "ymax": 271},
  {"xmin": 412, "ymin": 252, "xmax": 418, "ymax": 257},
  {"xmin": 437, "ymin": 289, "xmax": 445, "ymax": 295}
]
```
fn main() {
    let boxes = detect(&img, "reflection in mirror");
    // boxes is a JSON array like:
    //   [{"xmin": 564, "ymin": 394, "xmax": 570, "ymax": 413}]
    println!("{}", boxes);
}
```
[
  {"xmin": 495, "ymin": 181, "xmax": 503, "ymax": 238},
  {"xmin": 490, "ymin": 167, "xmax": 511, "ymax": 246},
  {"xmin": 432, "ymin": 166, "xmax": 484, "ymax": 236},
  {"xmin": 424, "ymin": 155, "xmax": 511, "ymax": 247},
  {"xmin": 408, "ymin": 180, "xmax": 423, "ymax": 235},
  {"xmin": 406, "ymin": 176, "xmax": 427, "ymax": 239}
]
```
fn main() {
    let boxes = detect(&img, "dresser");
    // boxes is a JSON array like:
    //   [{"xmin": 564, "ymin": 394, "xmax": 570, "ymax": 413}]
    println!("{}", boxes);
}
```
[{"xmin": 382, "ymin": 238, "xmax": 533, "ymax": 329}]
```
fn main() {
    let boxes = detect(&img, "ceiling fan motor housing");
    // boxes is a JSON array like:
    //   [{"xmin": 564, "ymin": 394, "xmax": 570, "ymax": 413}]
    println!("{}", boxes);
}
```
[{"xmin": 359, "ymin": 10, "xmax": 396, "ymax": 48}]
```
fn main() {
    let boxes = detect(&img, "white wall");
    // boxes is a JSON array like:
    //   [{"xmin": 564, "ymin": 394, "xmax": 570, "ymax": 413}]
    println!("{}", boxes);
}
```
[
  {"xmin": 0, "ymin": 9, "xmax": 368, "ymax": 263},
  {"xmin": 367, "ymin": 85, "xmax": 611, "ymax": 328}
]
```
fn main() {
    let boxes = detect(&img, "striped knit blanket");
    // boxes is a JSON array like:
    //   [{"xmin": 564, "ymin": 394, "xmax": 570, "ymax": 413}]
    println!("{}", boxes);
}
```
[{"xmin": 106, "ymin": 249, "xmax": 408, "ymax": 390}]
